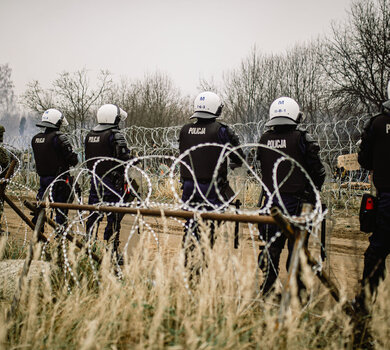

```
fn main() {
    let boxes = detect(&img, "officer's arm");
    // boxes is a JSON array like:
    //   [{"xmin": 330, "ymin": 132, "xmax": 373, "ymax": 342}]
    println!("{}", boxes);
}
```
[
  {"xmin": 357, "ymin": 118, "xmax": 374, "ymax": 170},
  {"xmin": 302, "ymin": 133, "xmax": 326, "ymax": 191},
  {"xmin": 219, "ymin": 126, "xmax": 244, "ymax": 166},
  {"xmin": 0, "ymin": 147, "xmax": 9, "ymax": 169},
  {"xmin": 113, "ymin": 132, "xmax": 131, "ymax": 161},
  {"xmin": 56, "ymin": 133, "xmax": 78, "ymax": 167}
]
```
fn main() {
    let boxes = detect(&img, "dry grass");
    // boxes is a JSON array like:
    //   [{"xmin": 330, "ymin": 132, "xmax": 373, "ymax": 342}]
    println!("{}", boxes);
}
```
[
  {"xmin": 0, "ymin": 219, "xmax": 387, "ymax": 350},
  {"xmin": 147, "ymin": 176, "xmax": 261, "ymax": 209}
]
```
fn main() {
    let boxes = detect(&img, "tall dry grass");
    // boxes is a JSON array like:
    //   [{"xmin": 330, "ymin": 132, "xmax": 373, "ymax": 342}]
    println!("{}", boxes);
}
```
[
  {"xmin": 1, "ymin": 217, "xmax": 387, "ymax": 350},
  {"xmin": 148, "ymin": 176, "xmax": 261, "ymax": 209}
]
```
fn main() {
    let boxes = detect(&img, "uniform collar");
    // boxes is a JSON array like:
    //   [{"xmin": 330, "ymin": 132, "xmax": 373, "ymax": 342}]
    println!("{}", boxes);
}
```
[
  {"xmin": 36, "ymin": 121, "xmax": 59, "ymax": 129},
  {"xmin": 194, "ymin": 118, "xmax": 216, "ymax": 124},
  {"xmin": 92, "ymin": 124, "xmax": 118, "ymax": 132},
  {"xmin": 190, "ymin": 111, "xmax": 218, "ymax": 120},
  {"xmin": 265, "ymin": 116, "xmax": 297, "ymax": 127}
]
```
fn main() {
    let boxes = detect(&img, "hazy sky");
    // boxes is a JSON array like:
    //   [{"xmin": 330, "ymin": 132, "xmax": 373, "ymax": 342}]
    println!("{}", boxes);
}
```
[{"xmin": 0, "ymin": 0, "xmax": 352, "ymax": 98}]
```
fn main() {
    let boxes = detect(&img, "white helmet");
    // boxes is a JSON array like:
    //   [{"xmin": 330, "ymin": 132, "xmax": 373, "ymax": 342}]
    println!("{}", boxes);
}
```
[
  {"xmin": 266, "ymin": 97, "xmax": 303, "ymax": 127},
  {"xmin": 37, "ymin": 108, "xmax": 68, "ymax": 128},
  {"xmin": 190, "ymin": 91, "xmax": 223, "ymax": 119},
  {"xmin": 97, "ymin": 104, "xmax": 127, "ymax": 124}
]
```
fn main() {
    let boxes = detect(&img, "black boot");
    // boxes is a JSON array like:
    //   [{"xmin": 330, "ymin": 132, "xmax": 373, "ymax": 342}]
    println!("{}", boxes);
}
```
[{"xmin": 362, "ymin": 247, "xmax": 385, "ymax": 297}]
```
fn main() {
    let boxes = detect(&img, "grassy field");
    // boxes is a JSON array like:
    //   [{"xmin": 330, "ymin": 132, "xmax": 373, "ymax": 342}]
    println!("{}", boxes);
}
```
[
  {"xmin": 0, "ymin": 217, "xmax": 389, "ymax": 350},
  {"xmin": 0, "ymin": 175, "xmax": 387, "ymax": 349}
]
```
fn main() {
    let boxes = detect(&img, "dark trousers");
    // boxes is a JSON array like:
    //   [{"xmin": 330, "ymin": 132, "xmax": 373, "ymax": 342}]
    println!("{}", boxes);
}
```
[
  {"xmin": 33, "ymin": 176, "xmax": 70, "ymax": 227},
  {"xmin": 361, "ymin": 192, "xmax": 390, "ymax": 296},
  {"xmin": 181, "ymin": 180, "xmax": 222, "ymax": 269},
  {"xmin": 258, "ymin": 194, "xmax": 305, "ymax": 295},
  {"xmin": 86, "ymin": 177, "xmax": 124, "ymax": 243}
]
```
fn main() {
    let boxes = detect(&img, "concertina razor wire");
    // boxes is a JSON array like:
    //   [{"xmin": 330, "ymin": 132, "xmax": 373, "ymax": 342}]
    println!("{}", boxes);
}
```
[{"xmin": 0, "ymin": 114, "xmax": 369, "ymax": 289}]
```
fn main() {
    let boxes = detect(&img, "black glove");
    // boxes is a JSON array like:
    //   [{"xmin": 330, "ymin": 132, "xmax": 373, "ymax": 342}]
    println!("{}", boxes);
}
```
[{"xmin": 111, "ymin": 171, "xmax": 124, "ymax": 192}]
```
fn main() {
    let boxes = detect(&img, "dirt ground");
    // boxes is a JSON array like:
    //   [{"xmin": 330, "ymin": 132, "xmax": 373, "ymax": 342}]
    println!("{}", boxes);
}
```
[{"xmin": 1, "ymin": 196, "xmax": 376, "ymax": 300}]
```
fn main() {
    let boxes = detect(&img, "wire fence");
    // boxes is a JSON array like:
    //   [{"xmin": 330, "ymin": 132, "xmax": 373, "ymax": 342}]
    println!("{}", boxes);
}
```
[
  {"xmin": 4, "ymin": 114, "xmax": 369, "ymax": 214},
  {"xmin": 0, "ymin": 115, "xmax": 370, "ymax": 299}
]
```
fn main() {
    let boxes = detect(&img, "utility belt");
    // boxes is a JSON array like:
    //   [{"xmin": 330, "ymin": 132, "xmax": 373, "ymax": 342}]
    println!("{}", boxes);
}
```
[{"xmin": 182, "ymin": 177, "xmax": 235, "ymax": 203}]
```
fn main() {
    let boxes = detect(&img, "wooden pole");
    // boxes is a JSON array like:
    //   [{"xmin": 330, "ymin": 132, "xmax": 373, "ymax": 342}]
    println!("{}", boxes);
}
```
[
  {"xmin": 277, "ymin": 204, "xmax": 312, "ymax": 327},
  {"xmin": 271, "ymin": 206, "xmax": 341, "ymax": 303},
  {"xmin": 4, "ymin": 194, "xmax": 39, "ymax": 232},
  {"xmin": 37, "ymin": 202, "xmax": 276, "ymax": 225}
]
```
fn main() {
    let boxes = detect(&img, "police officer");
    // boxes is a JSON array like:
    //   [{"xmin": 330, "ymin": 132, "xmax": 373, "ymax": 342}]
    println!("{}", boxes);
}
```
[
  {"xmin": 32, "ymin": 109, "xmax": 78, "ymax": 227},
  {"xmin": 179, "ymin": 91, "xmax": 244, "ymax": 260},
  {"xmin": 0, "ymin": 125, "xmax": 10, "ymax": 234},
  {"xmin": 356, "ymin": 81, "xmax": 390, "ymax": 303},
  {"xmin": 256, "ymin": 97, "xmax": 325, "ymax": 298},
  {"xmin": 84, "ymin": 104, "xmax": 131, "ymax": 259},
  {"xmin": 0, "ymin": 125, "xmax": 9, "ymax": 174}
]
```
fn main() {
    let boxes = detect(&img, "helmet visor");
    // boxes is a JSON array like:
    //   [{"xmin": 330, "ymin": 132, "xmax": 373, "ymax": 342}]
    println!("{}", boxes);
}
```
[
  {"xmin": 265, "ymin": 116, "xmax": 297, "ymax": 127},
  {"xmin": 190, "ymin": 111, "xmax": 218, "ymax": 119}
]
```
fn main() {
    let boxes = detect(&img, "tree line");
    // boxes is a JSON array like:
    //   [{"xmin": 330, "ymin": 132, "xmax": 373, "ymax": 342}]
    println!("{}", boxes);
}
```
[
  {"xmin": 0, "ymin": 0, "xmax": 389, "ymax": 134},
  {"xmin": 210, "ymin": 0, "xmax": 389, "ymax": 125}
]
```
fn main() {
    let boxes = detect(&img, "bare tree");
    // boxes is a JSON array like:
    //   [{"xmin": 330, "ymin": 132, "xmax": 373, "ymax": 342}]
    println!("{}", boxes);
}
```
[
  {"xmin": 217, "ymin": 48, "xmax": 283, "ymax": 124},
  {"xmin": 22, "ymin": 80, "xmax": 53, "ymax": 115},
  {"xmin": 0, "ymin": 63, "xmax": 15, "ymax": 112},
  {"xmin": 22, "ymin": 69, "xmax": 113, "ymax": 129},
  {"xmin": 283, "ymin": 42, "xmax": 333, "ymax": 123},
  {"xmin": 199, "ymin": 0, "xmax": 389, "ymax": 127},
  {"xmin": 108, "ymin": 72, "xmax": 191, "ymax": 128},
  {"xmin": 0, "ymin": 64, "xmax": 30, "ymax": 139},
  {"xmin": 214, "ymin": 44, "xmax": 329, "ymax": 125},
  {"xmin": 322, "ymin": 0, "xmax": 390, "ymax": 114}
]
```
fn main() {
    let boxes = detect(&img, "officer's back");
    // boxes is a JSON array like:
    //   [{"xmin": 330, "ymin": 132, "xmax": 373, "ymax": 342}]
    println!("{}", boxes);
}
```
[
  {"xmin": 352, "ymin": 80, "xmax": 390, "ymax": 309},
  {"xmin": 358, "ymin": 96, "xmax": 390, "ymax": 191},
  {"xmin": 257, "ymin": 97, "xmax": 325, "ymax": 201},
  {"xmin": 85, "ymin": 104, "xmax": 130, "ymax": 181},
  {"xmin": 179, "ymin": 91, "xmax": 244, "ymax": 207},
  {"xmin": 32, "ymin": 109, "xmax": 77, "ymax": 177},
  {"xmin": 31, "ymin": 108, "xmax": 78, "ymax": 227}
]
